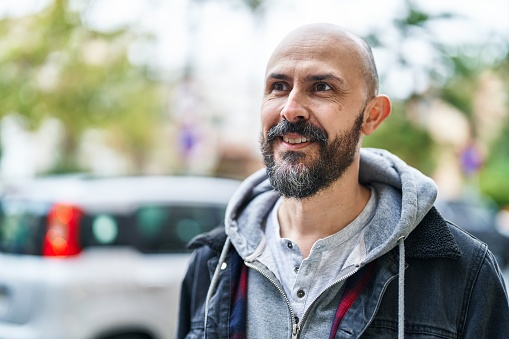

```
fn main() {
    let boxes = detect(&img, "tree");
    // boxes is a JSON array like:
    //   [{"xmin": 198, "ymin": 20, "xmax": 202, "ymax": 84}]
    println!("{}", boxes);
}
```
[
  {"xmin": 0, "ymin": 0, "xmax": 166, "ymax": 173},
  {"xmin": 478, "ymin": 55, "xmax": 509, "ymax": 207},
  {"xmin": 363, "ymin": 0, "xmax": 509, "ymax": 208}
]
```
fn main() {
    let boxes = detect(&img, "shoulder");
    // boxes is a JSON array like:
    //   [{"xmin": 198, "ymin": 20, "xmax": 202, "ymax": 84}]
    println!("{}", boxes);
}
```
[
  {"xmin": 187, "ymin": 224, "xmax": 228, "ymax": 253},
  {"xmin": 405, "ymin": 206, "xmax": 502, "ymax": 289},
  {"xmin": 446, "ymin": 221, "xmax": 503, "ymax": 283},
  {"xmin": 180, "ymin": 225, "xmax": 227, "ymax": 279},
  {"xmin": 447, "ymin": 221, "xmax": 488, "ymax": 258},
  {"xmin": 406, "ymin": 207, "xmax": 502, "ymax": 291},
  {"xmin": 445, "ymin": 218, "xmax": 504, "ymax": 274},
  {"xmin": 446, "ymin": 223, "xmax": 509, "ymax": 336},
  {"xmin": 404, "ymin": 207, "xmax": 505, "ymax": 305}
]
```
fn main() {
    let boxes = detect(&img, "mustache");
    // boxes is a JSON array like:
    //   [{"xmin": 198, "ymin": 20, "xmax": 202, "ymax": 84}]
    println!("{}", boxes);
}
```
[{"xmin": 266, "ymin": 120, "xmax": 328, "ymax": 144}]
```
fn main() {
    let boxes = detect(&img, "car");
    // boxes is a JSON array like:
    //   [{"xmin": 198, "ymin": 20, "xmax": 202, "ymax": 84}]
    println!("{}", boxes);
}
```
[
  {"xmin": 0, "ymin": 175, "xmax": 241, "ymax": 339},
  {"xmin": 435, "ymin": 194, "xmax": 509, "ymax": 268}
]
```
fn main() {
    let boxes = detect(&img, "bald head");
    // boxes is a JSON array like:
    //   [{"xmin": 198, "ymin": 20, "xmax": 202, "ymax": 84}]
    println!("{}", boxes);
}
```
[{"xmin": 267, "ymin": 23, "xmax": 379, "ymax": 99}]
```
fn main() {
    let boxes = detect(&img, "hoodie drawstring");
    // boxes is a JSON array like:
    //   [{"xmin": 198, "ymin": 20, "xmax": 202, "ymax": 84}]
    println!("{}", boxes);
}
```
[
  {"xmin": 398, "ymin": 236, "xmax": 406, "ymax": 339},
  {"xmin": 206, "ymin": 236, "xmax": 407, "ymax": 338}
]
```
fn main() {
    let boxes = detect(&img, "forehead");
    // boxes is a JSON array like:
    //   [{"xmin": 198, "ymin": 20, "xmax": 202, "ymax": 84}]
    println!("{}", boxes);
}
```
[{"xmin": 265, "ymin": 32, "xmax": 366, "ymax": 86}]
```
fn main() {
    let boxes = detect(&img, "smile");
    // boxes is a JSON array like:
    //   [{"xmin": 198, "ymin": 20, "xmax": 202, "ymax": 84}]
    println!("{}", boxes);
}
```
[{"xmin": 282, "ymin": 136, "xmax": 309, "ymax": 144}]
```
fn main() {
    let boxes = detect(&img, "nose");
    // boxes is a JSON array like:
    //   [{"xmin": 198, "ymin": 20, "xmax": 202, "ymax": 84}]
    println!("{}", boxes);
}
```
[{"xmin": 280, "ymin": 90, "xmax": 309, "ymax": 122}]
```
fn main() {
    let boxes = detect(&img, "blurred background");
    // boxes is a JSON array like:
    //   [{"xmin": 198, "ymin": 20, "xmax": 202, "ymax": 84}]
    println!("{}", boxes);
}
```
[
  {"xmin": 1, "ymin": 1, "xmax": 509, "ymax": 338},
  {"xmin": 0, "ymin": 0, "xmax": 508, "ymax": 207}
]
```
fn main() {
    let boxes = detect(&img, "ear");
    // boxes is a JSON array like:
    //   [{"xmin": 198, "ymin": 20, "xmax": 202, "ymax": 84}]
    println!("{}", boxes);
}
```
[{"xmin": 361, "ymin": 95, "xmax": 391, "ymax": 135}]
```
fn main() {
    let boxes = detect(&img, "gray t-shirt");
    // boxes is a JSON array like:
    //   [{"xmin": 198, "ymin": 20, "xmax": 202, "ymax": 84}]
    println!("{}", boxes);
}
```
[{"xmin": 264, "ymin": 187, "xmax": 377, "ymax": 320}]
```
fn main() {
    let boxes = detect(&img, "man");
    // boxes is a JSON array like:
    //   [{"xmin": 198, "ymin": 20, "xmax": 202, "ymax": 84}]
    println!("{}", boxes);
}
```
[{"xmin": 177, "ymin": 23, "xmax": 509, "ymax": 338}]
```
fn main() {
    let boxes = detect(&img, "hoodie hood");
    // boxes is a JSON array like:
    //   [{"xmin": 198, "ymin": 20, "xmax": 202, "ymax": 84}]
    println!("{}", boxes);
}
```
[
  {"xmin": 358, "ymin": 148, "xmax": 437, "ymax": 262},
  {"xmin": 224, "ymin": 147, "xmax": 438, "ymax": 263}
]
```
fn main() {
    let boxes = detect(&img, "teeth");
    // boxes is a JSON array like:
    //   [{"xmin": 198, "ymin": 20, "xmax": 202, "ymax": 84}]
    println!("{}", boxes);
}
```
[{"xmin": 283, "ymin": 136, "xmax": 309, "ymax": 144}]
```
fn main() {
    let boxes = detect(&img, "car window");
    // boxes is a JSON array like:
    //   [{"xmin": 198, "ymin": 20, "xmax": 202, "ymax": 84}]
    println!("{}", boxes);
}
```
[
  {"xmin": 80, "ymin": 203, "xmax": 225, "ymax": 253},
  {"xmin": 0, "ymin": 200, "xmax": 226, "ymax": 255},
  {"xmin": 0, "ymin": 201, "xmax": 47, "ymax": 255}
]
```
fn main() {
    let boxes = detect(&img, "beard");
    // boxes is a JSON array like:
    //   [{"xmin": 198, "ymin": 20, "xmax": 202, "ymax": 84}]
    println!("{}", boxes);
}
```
[{"xmin": 260, "ymin": 111, "xmax": 364, "ymax": 199}]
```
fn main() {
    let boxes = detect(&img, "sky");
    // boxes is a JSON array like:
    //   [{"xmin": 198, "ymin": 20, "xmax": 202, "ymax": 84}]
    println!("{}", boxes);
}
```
[
  {"xmin": 70, "ymin": 0, "xmax": 509, "ymax": 112},
  {"xmin": 3, "ymin": 0, "xmax": 509, "ymax": 88},
  {"xmin": 0, "ymin": 0, "xmax": 508, "ymax": 178}
]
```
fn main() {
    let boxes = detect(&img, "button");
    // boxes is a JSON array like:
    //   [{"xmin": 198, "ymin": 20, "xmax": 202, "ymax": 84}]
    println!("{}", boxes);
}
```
[
  {"xmin": 297, "ymin": 289, "xmax": 305, "ymax": 298},
  {"xmin": 220, "ymin": 262, "xmax": 228, "ymax": 270},
  {"xmin": 287, "ymin": 242, "xmax": 293, "ymax": 249},
  {"xmin": 294, "ymin": 266, "xmax": 299, "ymax": 273}
]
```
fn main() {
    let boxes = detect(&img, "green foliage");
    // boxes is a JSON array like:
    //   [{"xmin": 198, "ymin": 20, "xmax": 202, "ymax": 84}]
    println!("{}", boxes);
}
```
[
  {"xmin": 479, "ymin": 117, "xmax": 509, "ymax": 207},
  {"xmin": 439, "ymin": 55, "xmax": 485, "ymax": 123},
  {"xmin": 395, "ymin": 9, "xmax": 429, "ymax": 28},
  {"xmin": 363, "ymin": 102, "xmax": 435, "ymax": 175},
  {"xmin": 479, "ymin": 160, "xmax": 509, "ymax": 208},
  {"xmin": 384, "ymin": 1, "xmax": 509, "ymax": 208},
  {"xmin": 0, "ymin": 0, "xmax": 165, "ymax": 173},
  {"xmin": 243, "ymin": 0, "xmax": 264, "ymax": 11}
]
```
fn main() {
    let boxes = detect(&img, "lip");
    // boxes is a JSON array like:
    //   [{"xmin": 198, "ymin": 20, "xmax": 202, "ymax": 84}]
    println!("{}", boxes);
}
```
[{"xmin": 278, "ymin": 133, "xmax": 313, "ymax": 150}]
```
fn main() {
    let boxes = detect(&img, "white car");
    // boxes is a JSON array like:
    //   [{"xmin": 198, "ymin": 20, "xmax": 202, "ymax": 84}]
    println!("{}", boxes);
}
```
[{"xmin": 0, "ymin": 175, "xmax": 241, "ymax": 339}]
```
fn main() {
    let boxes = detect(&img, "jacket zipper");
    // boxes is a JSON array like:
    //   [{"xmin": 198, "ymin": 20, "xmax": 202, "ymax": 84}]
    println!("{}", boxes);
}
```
[
  {"xmin": 297, "ymin": 265, "xmax": 360, "ymax": 337},
  {"xmin": 357, "ymin": 273, "xmax": 399, "ymax": 337},
  {"xmin": 244, "ymin": 261, "xmax": 300, "ymax": 338},
  {"xmin": 245, "ymin": 261, "xmax": 361, "ymax": 339}
]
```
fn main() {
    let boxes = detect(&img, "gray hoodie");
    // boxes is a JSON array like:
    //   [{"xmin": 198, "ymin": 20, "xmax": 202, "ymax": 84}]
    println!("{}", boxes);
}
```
[{"xmin": 209, "ymin": 148, "xmax": 438, "ymax": 338}]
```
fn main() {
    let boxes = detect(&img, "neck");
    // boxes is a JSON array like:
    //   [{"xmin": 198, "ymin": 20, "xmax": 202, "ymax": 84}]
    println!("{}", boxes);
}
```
[{"xmin": 277, "ymin": 164, "xmax": 370, "ymax": 258}]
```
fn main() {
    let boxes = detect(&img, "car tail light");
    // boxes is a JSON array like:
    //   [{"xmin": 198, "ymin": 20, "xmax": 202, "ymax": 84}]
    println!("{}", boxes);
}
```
[{"xmin": 43, "ymin": 203, "xmax": 83, "ymax": 257}]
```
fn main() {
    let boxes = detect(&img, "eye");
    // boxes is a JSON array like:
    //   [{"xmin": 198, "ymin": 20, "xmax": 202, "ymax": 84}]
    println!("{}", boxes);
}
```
[
  {"xmin": 314, "ymin": 83, "xmax": 332, "ymax": 91},
  {"xmin": 272, "ymin": 82, "xmax": 289, "ymax": 91}
]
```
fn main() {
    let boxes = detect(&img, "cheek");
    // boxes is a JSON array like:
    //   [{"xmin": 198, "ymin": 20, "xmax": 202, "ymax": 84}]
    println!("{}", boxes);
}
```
[{"xmin": 260, "ymin": 100, "xmax": 281, "ymax": 133}]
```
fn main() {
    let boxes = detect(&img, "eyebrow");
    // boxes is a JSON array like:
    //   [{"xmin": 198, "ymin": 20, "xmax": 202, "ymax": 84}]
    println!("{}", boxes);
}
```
[
  {"xmin": 266, "ymin": 73, "xmax": 291, "ymax": 81},
  {"xmin": 305, "ymin": 73, "xmax": 346, "ymax": 85},
  {"xmin": 266, "ymin": 72, "xmax": 346, "ymax": 86}
]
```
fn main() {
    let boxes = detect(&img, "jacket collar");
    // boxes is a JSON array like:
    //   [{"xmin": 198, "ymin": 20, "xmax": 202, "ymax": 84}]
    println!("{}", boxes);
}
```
[
  {"xmin": 404, "ymin": 206, "xmax": 461, "ymax": 259},
  {"xmin": 188, "ymin": 224, "xmax": 228, "ymax": 253},
  {"xmin": 189, "ymin": 206, "xmax": 462, "ymax": 260}
]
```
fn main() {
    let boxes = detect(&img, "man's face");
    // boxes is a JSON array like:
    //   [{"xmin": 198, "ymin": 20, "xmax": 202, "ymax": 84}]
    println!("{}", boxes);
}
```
[
  {"xmin": 260, "ymin": 32, "xmax": 369, "ymax": 199},
  {"xmin": 261, "ymin": 112, "xmax": 364, "ymax": 199}
]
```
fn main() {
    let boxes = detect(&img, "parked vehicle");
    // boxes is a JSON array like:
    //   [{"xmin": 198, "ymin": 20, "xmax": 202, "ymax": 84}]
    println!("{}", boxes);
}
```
[
  {"xmin": 0, "ymin": 175, "xmax": 241, "ymax": 339},
  {"xmin": 435, "ymin": 195, "xmax": 509, "ymax": 268}
]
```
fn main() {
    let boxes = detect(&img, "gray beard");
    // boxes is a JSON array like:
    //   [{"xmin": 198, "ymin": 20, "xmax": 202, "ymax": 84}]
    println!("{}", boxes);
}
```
[{"xmin": 260, "ymin": 112, "xmax": 364, "ymax": 199}]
